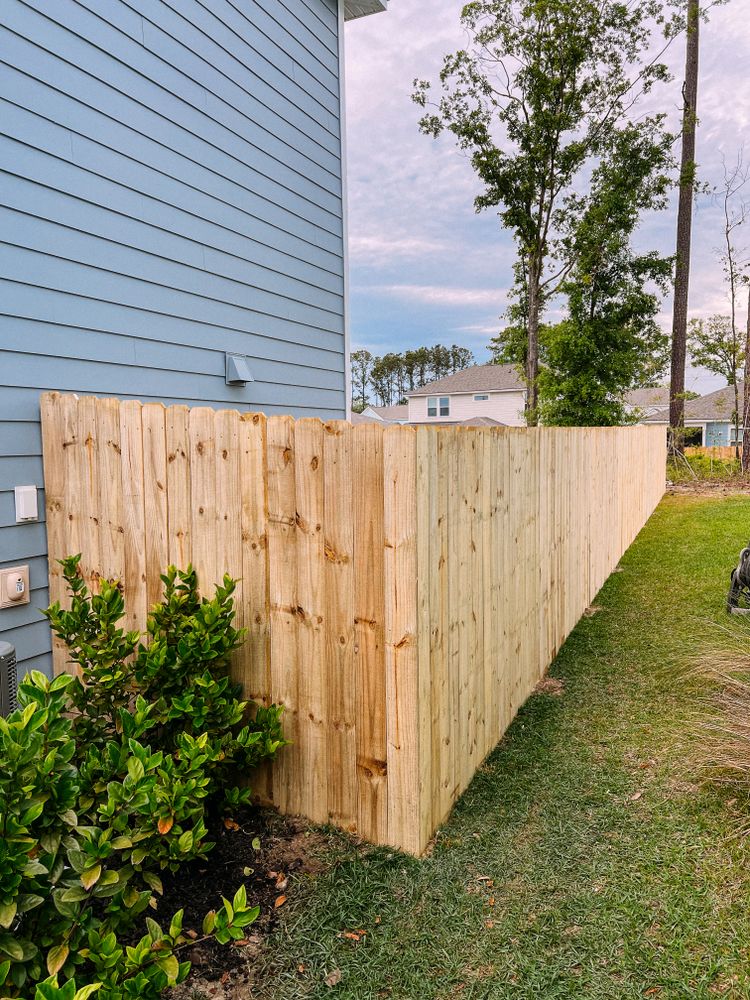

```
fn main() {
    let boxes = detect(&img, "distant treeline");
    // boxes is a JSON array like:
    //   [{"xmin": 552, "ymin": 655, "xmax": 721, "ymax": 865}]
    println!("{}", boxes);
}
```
[{"xmin": 351, "ymin": 345, "xmax": 475, "ymax": 409}]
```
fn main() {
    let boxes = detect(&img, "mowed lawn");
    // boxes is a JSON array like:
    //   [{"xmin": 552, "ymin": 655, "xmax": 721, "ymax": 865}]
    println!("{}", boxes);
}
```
[{"xmin": 257, "ymin": 494, "xmax": 750, "ymax": 1000}]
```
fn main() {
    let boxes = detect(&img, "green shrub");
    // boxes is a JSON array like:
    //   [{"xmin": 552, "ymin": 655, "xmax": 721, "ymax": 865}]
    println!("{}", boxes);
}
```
[
  {"xmin": 46, "ymin": 558, "xmax": 285, "ymax": 811},
  {"xmin": 0, "ymin": 560, "xmax": 286, "ymax": 1000}
]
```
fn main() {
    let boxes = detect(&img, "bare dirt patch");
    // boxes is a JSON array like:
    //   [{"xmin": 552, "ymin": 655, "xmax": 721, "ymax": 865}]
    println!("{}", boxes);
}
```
[
  {"xmin": 165, "ymin": 809, "xmax": 330, "ymax": 1000},
  {"xmin": 534, "ymin": 676, "xmax": 565, "ymax": 697}
]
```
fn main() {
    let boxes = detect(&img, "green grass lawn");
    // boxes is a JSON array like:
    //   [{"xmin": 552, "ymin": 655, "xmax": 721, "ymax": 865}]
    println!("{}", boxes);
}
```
[{"xmin": 257, "ymin": 494, "xmax": 750, "ymax": 1000}]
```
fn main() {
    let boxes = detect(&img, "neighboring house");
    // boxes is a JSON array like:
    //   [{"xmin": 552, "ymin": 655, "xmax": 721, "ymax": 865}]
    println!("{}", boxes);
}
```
[
  {"xmin": 643, "ymin": 383, "xmax": 745, "ymax": 446},
  {"xmin": 360, "ymin": 403, "xmax": 409, "ymax": 424},
  {"xmin": 624, "ymin": 386, "xmax": 670, "ymax": 418},
  {"xmin": 354, "ymin": 403, "xmax": 504, "ymax": 428},
  {"xmin": 0, "ymin": 0, "xmax": 387, "ymax": 676},
  {"xmin": 406, "ymin": 364, "xmax": 526, "ymax": 426}
]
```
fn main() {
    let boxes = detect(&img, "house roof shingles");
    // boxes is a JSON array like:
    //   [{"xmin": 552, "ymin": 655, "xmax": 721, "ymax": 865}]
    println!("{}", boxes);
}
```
[
  {"xmin": 625, "ymin": 387, "xmax": 670, "ymax": 409},
  {"xmin": 407, "ymin": 363, "xmax": 524, "ymax": 397},
  {"xmin": 644, "ymin": 383, "xmax": 744, "ymax": 424},
  {"xmin": 369, "ymin": 404, "xmax": 408, "ymax": 421}
]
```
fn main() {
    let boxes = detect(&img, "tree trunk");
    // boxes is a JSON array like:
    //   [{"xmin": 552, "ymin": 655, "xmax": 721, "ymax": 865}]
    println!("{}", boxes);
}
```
[
  {"xmin": 735, "ymin": 380, "xmax": 741, "ymax": 461},
  {"xmin": 743, "ymin": 287, "xmax": 750, "ymax": 473},
  {"xmin": 525, "ymin": 259, "xmax": 541, "ymax": 426},
  {"xmin": 669, "ymin": 0, "xmax": 700, "ymax": 453}
]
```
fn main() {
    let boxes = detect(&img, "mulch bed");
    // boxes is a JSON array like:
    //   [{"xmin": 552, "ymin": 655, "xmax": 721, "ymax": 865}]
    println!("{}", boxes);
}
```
[{"xmin": 155, "ymin": 807, "xmax": 328, "ymax": 999}]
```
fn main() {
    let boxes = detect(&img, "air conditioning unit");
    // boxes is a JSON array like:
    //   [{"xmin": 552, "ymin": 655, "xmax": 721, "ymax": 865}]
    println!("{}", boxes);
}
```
[{"xmin": 0, "ymin": 641, "xmax": 18, "ymax": 717}]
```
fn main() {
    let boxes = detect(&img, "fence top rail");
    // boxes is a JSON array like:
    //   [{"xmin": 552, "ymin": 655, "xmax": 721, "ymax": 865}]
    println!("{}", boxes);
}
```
[{"xmin": 40, "ymin": 393, "xmax": 665, "ymax": 438}]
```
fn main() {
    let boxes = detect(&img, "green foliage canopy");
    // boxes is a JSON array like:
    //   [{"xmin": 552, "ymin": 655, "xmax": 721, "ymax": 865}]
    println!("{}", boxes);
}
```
[{"xmin": 414, "ymin": 0, "xmax": 677, "ymax": 423}]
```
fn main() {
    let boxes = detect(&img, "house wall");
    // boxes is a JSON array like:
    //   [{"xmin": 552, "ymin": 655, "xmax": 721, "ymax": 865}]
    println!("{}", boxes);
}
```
[
  {"xmin": 705, "ymin": 422, "xmax": 731, "ymax": 447},
  {"xmin": 408, "ymin": 390, "xmax": 526, "ymax": 426},
  {"xmin": 0, "ymin": 0, "xmax": 348, "ymax": 676}
]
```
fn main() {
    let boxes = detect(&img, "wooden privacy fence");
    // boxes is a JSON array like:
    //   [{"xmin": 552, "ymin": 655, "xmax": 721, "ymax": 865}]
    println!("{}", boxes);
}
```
[
  {"xmin": 41, "ymin": 393, "xmax": 666, "ymax": 855},
  {"xmin": 684, "ymin": 446, "xmax": 738, "ymax": 460}
]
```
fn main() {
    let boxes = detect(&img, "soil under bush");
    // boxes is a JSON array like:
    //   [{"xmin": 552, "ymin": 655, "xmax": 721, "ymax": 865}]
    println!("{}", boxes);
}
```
[{"xmin": 157, "ymin": 807, "xmax": 328, "ymax": 999}]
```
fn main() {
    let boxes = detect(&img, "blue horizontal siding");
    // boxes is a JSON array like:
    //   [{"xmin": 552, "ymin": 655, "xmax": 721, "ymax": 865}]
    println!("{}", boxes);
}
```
[
  {"xmin": 1, "ymin": 170, "xmax": 344, "ymax": 289},
  {"xmin": 0, "ymin": 66, "xmax": 342, "ymax": 238},
  {"xmin": 3, "ymin": 207, "xmax": 343, "ymax": 317},
  {"xmin": 1, "ymin": 280, "xmax": 345, "ymax": 357},
  {"xmin": 0, "ymin": 246, "xmax": 344, "ymax": 337},
  {"xmin": 0, "ymin": 100, "xmax": 343, "ymax": 258},
  {"xmin": 0, "ymin": 0, "xmax": 347, "ymax": 674},
  {"xmin": 0, "ymin": 522, "xmax": 49, "ymax": 563},
  {"xmin": 0, "ymin": 423, "xmax": 42, "ymax": 458},
  {"xmin": 1, "ymin": 322, "xmax": 345, "ymax": 389},
  {"xmin": 1, "ymin": 353, "xmax": 344, "ymax": 410},
  {"xmin": 0, "ymin": 388, "xmax": 345, "ymax": 425},
  {"xmin": 2, "ymin": 619, "xmax": 54, "ymax": 663},
  {"xmin": 16, "ymin": 652, "xmax": 55, "ymax": 678},
  {"xmin": 0, "ymin": 589, "xmax": 49, "ymax": 632},
  {"xmin": 1, "ymin": 139, "xmax": 343, "ymax": 279},
  {"xmin": 7, "ymin": 3, "xmax": 342, "ymax": 172}
]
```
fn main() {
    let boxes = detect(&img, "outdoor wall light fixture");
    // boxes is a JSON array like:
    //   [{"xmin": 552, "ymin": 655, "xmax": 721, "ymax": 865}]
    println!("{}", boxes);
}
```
[{"xmin": 225, "ymin": 353, "xmax": 254, "ymax": 386}]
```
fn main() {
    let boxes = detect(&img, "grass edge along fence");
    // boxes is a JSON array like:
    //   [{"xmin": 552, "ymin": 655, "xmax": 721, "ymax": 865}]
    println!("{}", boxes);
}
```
[{"xmin": 40, "ymin": 393, "xmax": 666, "ymax": 855}]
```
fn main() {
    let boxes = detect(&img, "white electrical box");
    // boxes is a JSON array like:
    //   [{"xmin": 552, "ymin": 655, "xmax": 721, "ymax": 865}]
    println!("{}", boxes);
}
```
[
  {"xmin": 0, "ymin": 566, "xmax": 30, "ymax": 609},
  {"xmin": 14, "ymin": 485, "xmax": 38, "ymax": 523}
]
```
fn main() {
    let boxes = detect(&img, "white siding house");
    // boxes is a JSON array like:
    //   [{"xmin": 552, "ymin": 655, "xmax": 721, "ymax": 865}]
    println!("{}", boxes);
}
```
[{"xmin": 406, "ymin": 364, "xmax": 526, "ymax": 426}]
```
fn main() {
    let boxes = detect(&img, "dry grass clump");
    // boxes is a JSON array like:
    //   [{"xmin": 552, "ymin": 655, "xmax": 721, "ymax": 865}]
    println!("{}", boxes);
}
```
[{"xmin": 697, "ymin": 624, "xmax": 750, "ymax": 786}]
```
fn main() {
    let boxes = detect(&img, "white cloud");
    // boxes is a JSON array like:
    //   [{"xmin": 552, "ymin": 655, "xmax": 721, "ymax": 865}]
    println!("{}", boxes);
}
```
[{"xmin": 373, "ymin": 283, "xmax": 508, "ymax": 307}]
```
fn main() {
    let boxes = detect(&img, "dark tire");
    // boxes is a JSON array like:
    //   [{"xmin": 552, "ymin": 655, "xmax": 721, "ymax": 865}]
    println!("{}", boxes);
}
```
[{"xmin": 728, "ymin": 569, "xmax": 743, "ymax": 613}]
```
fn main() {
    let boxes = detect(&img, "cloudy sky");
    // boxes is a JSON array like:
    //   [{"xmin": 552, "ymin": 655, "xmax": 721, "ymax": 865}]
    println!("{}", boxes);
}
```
[{"xmin": 343, "ymin": 1, "xmax": 750, "ymax": 395}]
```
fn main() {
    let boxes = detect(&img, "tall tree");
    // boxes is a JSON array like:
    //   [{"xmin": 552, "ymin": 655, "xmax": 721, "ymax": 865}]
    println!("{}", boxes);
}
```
[
  {"xmin": 350, "ymin": 344, "xmax": 475, "ymax": 408},
  {"xmin": 668, "ymin": 0, "xmax": 701, "ymax": 450},
  {"xmin": 350, "ymin": 349, "xmax": 374, "ymax": 411},
  {"xmin": 744, "ymin": 288, "xmax": 750, "ymax": 471},
  {"xmin": 414, "ymin": 0, "xmax": 675, "ymax": 425},
  {"xmin": 535, "ymin": 124, "xmax": 673, "ymax": 425}
]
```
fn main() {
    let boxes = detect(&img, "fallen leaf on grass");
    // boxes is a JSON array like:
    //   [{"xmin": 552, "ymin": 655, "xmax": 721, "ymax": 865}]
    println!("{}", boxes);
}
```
[
  {"xmin": 220, "ymin": 972, "xmax": 230, "ymax": 985},
  {"xmin": 275, "ymin": 895, "xmax": 287, "ymax": 908},
  {"xmin": 630, "ymin": 791, "xmax": 644, "ymax": 802},
  {"xmin": 297, "ymin": 965, "xmax": 305, "ymax": 975},
  {"xmin": 484, "ymin": 920, "xmax": 494, "ymax": 929},
  {"xmin": 583, "ymin": 605, "xmax": 602, "ymax": 617},
  {"xmin": 325, "ymin": 968, "xmax": 342, "ymax": 987},
  {"xmin": 342, "ymin": 930, "xmax": 367, "ymax": 942}
]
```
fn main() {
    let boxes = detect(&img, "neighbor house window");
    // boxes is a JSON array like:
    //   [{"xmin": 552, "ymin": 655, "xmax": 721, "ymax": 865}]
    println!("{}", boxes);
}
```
[
  {"xmin": 474, "ymin": 394, "xmax": 489, "ymax": 401},
  {"xmin": 427, "ymin": 397, "xmax": 450, "ymax": 417}
]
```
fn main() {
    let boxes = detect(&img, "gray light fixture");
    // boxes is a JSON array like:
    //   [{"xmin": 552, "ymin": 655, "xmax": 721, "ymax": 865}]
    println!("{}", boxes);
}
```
[{"xmin": 225, "ymin": 353, "xmax": 254, "ymax": 386}]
